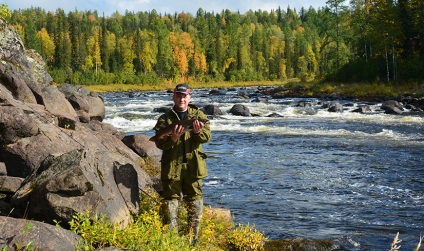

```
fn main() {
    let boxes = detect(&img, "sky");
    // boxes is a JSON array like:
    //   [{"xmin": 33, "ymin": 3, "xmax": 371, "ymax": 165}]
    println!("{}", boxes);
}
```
[{"xmin": 3, "ymin": 0, "xmax": 329, "ymax": 16}]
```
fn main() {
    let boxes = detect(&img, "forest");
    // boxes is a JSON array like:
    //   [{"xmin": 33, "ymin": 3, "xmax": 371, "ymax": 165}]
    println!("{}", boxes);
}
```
[{"xmin": 1, "ymin": 0, "xmax": 423, "ymax": 86}]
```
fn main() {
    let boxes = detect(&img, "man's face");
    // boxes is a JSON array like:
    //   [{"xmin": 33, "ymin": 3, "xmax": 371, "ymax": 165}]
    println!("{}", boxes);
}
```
[{"xmin": 173, "ymin": 93, "xmax": 191, "ymax": 112}]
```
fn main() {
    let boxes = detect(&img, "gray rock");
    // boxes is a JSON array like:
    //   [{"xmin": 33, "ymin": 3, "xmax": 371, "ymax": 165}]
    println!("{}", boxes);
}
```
[
  {"xmin": 202, "ymin": 104, "xmax": 224, "ymax": 116},
  {"xmin": 252, "ymin": 96, "xmax": 269, "ymax": 102},
  {"xmin": 0, "ymin": 162, "xmax": 6, "ymax": 176},
  {"xmin": 153, "ymin": 106, "xmax": 171, "ymax": 113},
  {"xmin": 77, "ymin": 110, "xmax": 91, "ymax": 123},
  {"xmin": 26, "ymin": 49, "xmax": 53, "ymax": 86},
  {"xmin": 0, "ymin": 216, "xmax": 81, "ymax": 251},
  {"xmin": 297, "ymin": 101, "xmax": 312, "ymax": 107},
  {"xmin": 267, "ymin": 112, "xmax": 284, "ymax": 117},
  {"xmin": 265, "ymin": 238, "xmax": 340, "ymax": 251},
  {"xmin": 41, "ymin": 84, "xmax": 78, "ymax": 121},
  {"xmin": 10, "ymin": 149, "xmax": 144, "ymax": 227},
  {"xmin": 0, "ymin": 176, "xmax": 24, "ymax": 193},
  {"xmin": 381, "ymin": 100, "xmax": 404, "ymax": 114},
  {"xmin": 327, "ymin": 102, "xmax": 343, "ymax": 113},
  {"xmin": 122, "ymin": 134, "xmax": 161, "ymax": 159},
  {"xmin": 85, "ymin": 120, "xmax": 119, "ymax": 135},
  {"xmin": 229, "ymin": 104, "xmax": 251, "ymax": 116},
  {"xmin": 59, "ymin": 83, "xmax": 105, "ymax": 121},
  {"xmin": 209, "ymin": 89, "xmax": 227, "ymax": 95},
  {"xmin": 1, "ymin": 119, "xmax": 82, "ymax": 177},
  {"xmin": 0, "ymin": 105, "xmax": 39, "ymax": 145},
  {"xmin": 352, "ymin": 105, "xmax": 371, "ymax": 113}
]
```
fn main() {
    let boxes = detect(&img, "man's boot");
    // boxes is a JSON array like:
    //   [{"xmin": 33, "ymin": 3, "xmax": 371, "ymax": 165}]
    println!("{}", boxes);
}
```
[
  {"xmin": 187, "ymin": 199, "xmax": 203, "ymax": 245},
  {"xmin": 163, "ymin": 200, "xmax": 179, "ymax": 231}
]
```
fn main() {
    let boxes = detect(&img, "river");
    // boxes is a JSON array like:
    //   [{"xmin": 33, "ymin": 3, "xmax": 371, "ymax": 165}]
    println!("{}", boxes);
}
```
[{"xmin": 101, "ymin": 87, "xmax": 424, "ymax": 250}]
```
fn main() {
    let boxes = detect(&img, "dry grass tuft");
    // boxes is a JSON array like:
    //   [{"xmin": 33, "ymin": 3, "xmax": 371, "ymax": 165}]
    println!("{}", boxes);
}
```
[{"xmin": 389, "ymin": 232, "xmax": 401, "ymax": 251}]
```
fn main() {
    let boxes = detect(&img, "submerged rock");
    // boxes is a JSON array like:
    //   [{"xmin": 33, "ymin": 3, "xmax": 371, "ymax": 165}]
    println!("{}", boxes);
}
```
[{"xmin": 265, "ymin": 238, "xmax": 340, "ymax": 251}]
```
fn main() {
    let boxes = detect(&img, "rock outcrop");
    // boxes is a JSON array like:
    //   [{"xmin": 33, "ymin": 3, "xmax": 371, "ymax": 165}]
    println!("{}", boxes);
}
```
[{"xmin": 0, "ymin": 17, "xmax": 158, "ymax": 249}]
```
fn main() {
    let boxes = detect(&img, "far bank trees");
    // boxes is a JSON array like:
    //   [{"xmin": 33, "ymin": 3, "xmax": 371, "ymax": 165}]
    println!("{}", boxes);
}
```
[{"xmin": 4, "ymin": 0, "xmax": 424, "ymax": 85}]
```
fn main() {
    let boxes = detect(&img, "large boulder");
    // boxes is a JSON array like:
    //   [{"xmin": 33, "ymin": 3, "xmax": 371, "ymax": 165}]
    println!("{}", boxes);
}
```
[
  {"xmin": 327, "ymin": 102, "xmax": 344, "ymax": 113},
  {"xmin": 10, "ymin": 149, "xmax": 142, "ymax": 227},
  {"xmin": 0, "ymin": 107, "xmax": 82, "ymax": 177},
  {"xmin": 0, "ymin": 105, "xmax": 39, "ymax": 146},
  {"xmin": 229, "ymin": 104, "xmax": 251, "ymax": 116},
  {"xmin": 122, "ymin": 134, "xmax": 162, "ymax": 192},
  {"xmin": 202, "ymin": 104, "xmax": 224, "ymax": 116},
  {"xmin": 59, "ymin": 83, "xmax": 106, "ymax": 121},
  {"xmin": 85, "ymin": 120, "xmax": 123, "ymax": 138},
  {"xmin": 122, "ymin": 134, "xmax": 162, "ymax": 159},
  {"xmin": 381, "ymin": 100, "xmax": 404, "ymax": 114},
  {"xmin": 0, "ymin": 216, "xmax": 81, "ymax": 251},
  {"xmin": 0, "ymin": 18, "xmax": 36, "ymax": 104}
]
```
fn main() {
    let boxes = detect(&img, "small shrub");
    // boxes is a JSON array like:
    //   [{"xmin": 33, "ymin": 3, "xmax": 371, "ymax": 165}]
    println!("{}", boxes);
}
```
[
  {"xmin": 198, "ymin": 207, "xmax": 235, "ymax": 249},
  {"xmin": 227, "ymin": 223, "xmax": 267, "ymax": 251},
  {"xmin": 141, "ymin": 156, "xmax": 161, "ymax": 176},
  {"xmin": 310, "ymin": 82, "xmax": 335, "ymax": 95},
  {"xmin": 69, "ymin": 210, "xmax": 192, "ymax": 251}
]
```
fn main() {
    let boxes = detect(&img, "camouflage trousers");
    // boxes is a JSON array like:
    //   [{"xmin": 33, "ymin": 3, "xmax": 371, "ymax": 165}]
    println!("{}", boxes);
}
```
[{"xmin": 162, "ymin": 199, "xmax": 203, "ymax": 244}]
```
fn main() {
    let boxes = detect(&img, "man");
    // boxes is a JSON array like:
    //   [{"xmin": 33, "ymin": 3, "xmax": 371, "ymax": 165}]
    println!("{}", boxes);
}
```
[{"xmin": 153, "ymin": 83, "xmax": 211, "ymax": 244}]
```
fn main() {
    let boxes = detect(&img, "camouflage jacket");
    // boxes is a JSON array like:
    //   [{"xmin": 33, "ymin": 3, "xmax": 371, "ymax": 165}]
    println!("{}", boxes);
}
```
[{"xmin": 154, "ymin": 104, "xmax": 211, "ymax": 181}]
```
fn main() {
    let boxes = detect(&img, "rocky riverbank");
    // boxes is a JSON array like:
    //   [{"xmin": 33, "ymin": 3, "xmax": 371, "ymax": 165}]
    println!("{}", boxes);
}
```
[{"xmin": 0, "ymin": 17, "xmax": 163, "ymax": 250}]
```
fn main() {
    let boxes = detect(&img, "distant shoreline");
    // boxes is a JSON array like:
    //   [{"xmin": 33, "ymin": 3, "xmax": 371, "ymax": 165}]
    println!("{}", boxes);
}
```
[
  {"xmin": 77, "ymin": 80, "xmax": 290, "ymax": 93},
  {"xmin": 77, "ymin": 80, "xmax": 424, "ymax": 102}
]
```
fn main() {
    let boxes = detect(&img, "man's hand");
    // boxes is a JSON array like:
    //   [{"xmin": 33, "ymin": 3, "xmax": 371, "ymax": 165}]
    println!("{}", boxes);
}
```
[
  {"xmin": 192, "ymin": 119, "xmax": 205, "ymax": 134},
  {"xmin": 171, "ymin": 124, "xmax": 185, "ymax": 141}
]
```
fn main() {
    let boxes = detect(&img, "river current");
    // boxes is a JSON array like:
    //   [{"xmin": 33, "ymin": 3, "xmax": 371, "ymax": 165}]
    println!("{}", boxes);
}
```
[{"xmin": 101, "ymin": 87, "xmax": 424, "ymax": 250}]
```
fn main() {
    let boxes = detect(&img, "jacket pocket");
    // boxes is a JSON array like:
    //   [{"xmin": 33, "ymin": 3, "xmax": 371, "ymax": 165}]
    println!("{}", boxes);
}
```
[
  {"xmin": 193, "ymin": 151, "xmax": 208, "ymax": 178},
  {"xmin": 162, "ymin": 163, "xmax": 182, "ymax": 181},
  {"xmin": 161, "ymin": 153, "xmax": 182, "ymax": 181}
]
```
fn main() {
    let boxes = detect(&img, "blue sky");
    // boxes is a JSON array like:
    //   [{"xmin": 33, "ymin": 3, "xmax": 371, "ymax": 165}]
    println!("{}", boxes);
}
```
[{"xmin": 4, "ymin": 0, "xmax": 329, "ymax": 16}]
